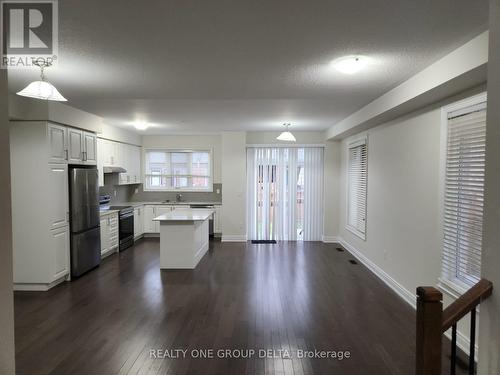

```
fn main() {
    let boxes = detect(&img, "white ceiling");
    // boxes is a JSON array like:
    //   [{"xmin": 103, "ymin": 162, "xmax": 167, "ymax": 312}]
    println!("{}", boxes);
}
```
[{"xmin": 7, "ymin": 0, "xmax": 488, "ymax": 134}]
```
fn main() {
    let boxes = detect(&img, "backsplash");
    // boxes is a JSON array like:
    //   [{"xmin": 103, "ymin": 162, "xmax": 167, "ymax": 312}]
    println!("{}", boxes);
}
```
[
  {"xmin": 99, "ymin": 180, "xmax": 222, "ymax": 204},
  {"xmin": 130, "ymin": 183, "xmax": 222, "ymax": 203}
]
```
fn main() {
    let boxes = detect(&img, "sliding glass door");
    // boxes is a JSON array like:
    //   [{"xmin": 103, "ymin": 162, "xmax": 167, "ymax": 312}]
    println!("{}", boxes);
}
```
[{"xmin": 247, "ymin": 147, "xmax": 323, "ymax": 241}]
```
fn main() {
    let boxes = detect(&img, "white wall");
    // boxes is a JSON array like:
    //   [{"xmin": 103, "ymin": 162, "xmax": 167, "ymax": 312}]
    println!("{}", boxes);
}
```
[
  {"xmin": 142, "ymin": 134, "xmax": 222, "ymax": 183},
  {"xmin": 99, "ymin": 123, "xmax": 142, "ymax": 146},
  {"xmin": 0, "ymin": 71, "xmax": 15, "ymax": 374},
  {"xmin": 323, "ymin": 141, "xmax": 341, "ymax": 241},
  {"xmin": 478, "ymin": 1, "xmax": 500, "ymax": 372},
  {"xmin": 335, "ymin": 97, "xmax": 485, "ymax": 349},
  {"xmin": 338, "ymin": 108, "xmax": 443, "ymax": 295},
  {"xmin": 221, "ymin": 132, "xmax": 247, "ymax": 241}
]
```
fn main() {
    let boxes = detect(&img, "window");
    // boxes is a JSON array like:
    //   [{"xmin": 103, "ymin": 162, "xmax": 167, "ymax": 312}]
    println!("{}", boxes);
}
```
[
  {"xmin": 441, "ymin": 99, "xmax": 486, "ymax": 290},
  {"xmin": 144, "ymin": 149, "xmax": 212, "ymax": 191},
  {"xmin": 346, "ymin": 138, "xmax": 367, "ymax": 239}
]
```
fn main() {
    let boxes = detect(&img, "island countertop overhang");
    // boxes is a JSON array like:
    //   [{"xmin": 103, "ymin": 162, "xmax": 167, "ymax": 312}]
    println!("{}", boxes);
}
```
[{"xmin": 153, "ymin": 209, "xmax": 214, "ymax": 222}]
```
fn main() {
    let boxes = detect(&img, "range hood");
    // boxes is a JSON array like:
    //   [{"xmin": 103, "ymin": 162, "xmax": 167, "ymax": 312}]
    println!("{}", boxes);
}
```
[{"xmin": 103, "ymin": 166, "xmax": 127, "ymax": 174}]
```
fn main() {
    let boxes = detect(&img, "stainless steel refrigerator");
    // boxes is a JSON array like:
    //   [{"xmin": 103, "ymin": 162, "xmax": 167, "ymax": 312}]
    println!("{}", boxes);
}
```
[{"xmin": 69, "ymin": 167, "xmax": 101, "ymax": 277}]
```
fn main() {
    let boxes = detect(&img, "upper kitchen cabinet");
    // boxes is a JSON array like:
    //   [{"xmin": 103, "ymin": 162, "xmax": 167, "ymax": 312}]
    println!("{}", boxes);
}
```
[
  {"xmin": 83, "ymin": 131, "xmax": 97, "ymax": 164},
  {"xmin": 67, "ymin": 128, "xmax": 84, "ymax": 163},
  {"xmin": 46, "ymin": 123, "xmax": 98, "ymax": 165},
  {"xmin": 48, "ymin": 123, "xmax": 68, "ymax": 163},
  {"xmin": 97, "ymin": 138, "xmax": 142, "ymax": 185}
]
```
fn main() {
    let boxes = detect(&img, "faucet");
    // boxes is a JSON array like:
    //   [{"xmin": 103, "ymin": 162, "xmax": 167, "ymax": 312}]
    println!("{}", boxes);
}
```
[{"xmin": 176, "ymin": 193, "xmax": 183, "ymax": 202}]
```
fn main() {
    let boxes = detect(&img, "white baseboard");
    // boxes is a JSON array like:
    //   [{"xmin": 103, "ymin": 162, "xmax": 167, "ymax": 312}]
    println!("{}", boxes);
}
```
[
  {"xmin": 322, "ymin": 235, "xmax": 340, "ymax": 243},
  {"xmin": 337, "ymin": 236, "xmax": 478, "ymax": 360},
  {"xmin": 14, "ymin": 276, "xmax": 66, "ymax": 291},
  {"xmin": 337, "ymin": 237, "xmax": 416, "ymax": 309},
  {"xmin": 221, "ymin": 235, "xmax": 247, "ymax": 242}
]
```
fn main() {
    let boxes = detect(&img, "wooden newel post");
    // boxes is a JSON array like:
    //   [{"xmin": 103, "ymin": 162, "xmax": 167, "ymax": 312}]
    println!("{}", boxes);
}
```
[{"xmin": 416, "ymin": 286, "xmax": 443, "ymax": 375}]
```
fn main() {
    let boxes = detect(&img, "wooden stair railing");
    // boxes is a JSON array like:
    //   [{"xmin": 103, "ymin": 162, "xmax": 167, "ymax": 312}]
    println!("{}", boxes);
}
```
[{"xmin": 416, "ymin": 279, "xmax": 493, "ymax": 375}]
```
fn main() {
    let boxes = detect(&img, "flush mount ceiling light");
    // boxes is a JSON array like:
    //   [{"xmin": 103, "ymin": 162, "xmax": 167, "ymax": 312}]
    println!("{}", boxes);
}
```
[
  {"xmin": 332, "ymin": 55, "xmax": 369, "ymax": 75},
  {"xmin": 134, "ymin": 121, "xmax": 149, "ymax": 131},
  {"xmin": 16, "ymin": 59, "xmax": 67, "ymax": 101},
  {"xmin": 276, "ymin": 123, "xmax": 296, "ymax": 142}
]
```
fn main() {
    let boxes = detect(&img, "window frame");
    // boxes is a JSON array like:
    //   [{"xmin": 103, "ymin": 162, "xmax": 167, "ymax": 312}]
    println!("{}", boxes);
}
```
[
  {"xmin": 437, "ymin": 92, "xmax": 487, "ymax": 295},
  {"xmin": 143, "ymin": 148, "xmax": 214, "ymax": 192},
  {"xmin": 345, "ymin": 136, "xmax": 368, "ymax": 240}
]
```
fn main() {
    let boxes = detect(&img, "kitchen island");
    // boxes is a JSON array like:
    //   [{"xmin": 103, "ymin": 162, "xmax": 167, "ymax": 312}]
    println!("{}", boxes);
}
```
[{"xmin": 153, "ymin": 209, "xmax": 214, "ymax": 269}]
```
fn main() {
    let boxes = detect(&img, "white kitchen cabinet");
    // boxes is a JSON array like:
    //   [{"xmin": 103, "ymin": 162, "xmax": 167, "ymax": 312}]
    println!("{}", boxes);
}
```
[
  {"xmin": 143, "ymin": 205, "xmax": 172, "ymax": 233},
  {"xmin": 100, "ymin": 217, "xmax": 110, "ymax": 255},
  {"xmin": 130, "ymin": 145, "xmax": 141, "ymax": 183},
  {"xmin": 83, "ymin": 131, "xmax": 97, "ymax": 165},
  {"xmin": 68, "ymin": 128, "xmax": 84, "ymax": 163},
  {"xmin": 100, "ymin": 212, "xmax": 119, "ymax": 257},
  {"xmin": 50, "ymin": 226, "xmax": 70, "ymax": 281},
  {"xmin": 47, "ymin": 123, "xmax": 67, "ymax": 163},
  {"xmin": 97, "ymin": 138, "xmax": 105, "ymax": 187},
  {"xmin": 10, "ymin": 121, "xmax": 98, "ymax": 291},
  {"xmin": 48, "ymin": 164, "xmax": 69, "ymax": 230},
  {"xmin": 109, "ymin": 213, "xmax": 119, "ymax": 250},
  {"xmin": 134, "ymin": 206, "xmax": 144, "ymax": 238},
  {"xmin": 143, "ymin": 205, "xmax": 157, "ymax": 233},
  {"xmin": 214, "ymin": 205, "xmax": 222, "ymax": 234},
  {"xmin": 118, "ymin": 143, "xmax": 130, "ymax": 185}
]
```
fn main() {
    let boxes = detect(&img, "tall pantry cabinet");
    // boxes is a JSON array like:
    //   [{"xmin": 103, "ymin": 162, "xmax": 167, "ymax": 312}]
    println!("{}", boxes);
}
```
[{"xmin": 10, "ymin": 121, "xmax": 97, "ymax": 291}]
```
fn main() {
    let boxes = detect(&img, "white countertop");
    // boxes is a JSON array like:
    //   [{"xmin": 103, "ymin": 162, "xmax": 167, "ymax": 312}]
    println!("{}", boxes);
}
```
[
  {"xmin": 113, "ymin": 201, "xmax": 221, "ymax": 207},
  {"xmin": 153, "ymin": 209, "xmax": 214, "ymax": 222}
]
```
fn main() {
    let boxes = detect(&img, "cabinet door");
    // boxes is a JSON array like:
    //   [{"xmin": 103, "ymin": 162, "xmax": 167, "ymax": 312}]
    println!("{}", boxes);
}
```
[
  {"xmin": 48, "ymin": 164, "xmax": 69, "ymax": 230},
  {"xmin": 108, "ymin": 213, "xmax": 119, "ymax": 249},
  {"xmin": 68, "ymin": 128, "xmax": 84, "ymax": 163},
  {"xmin": 50, "ymin": 226, "xmax": 69, "ymax": 280},
  {"xmin": 100, "ymin": 217, "xmax": 109, "ymax": 255},
  {"xmin": 83, "ymin": 132, "xmax": 97, "ymax": 165},
  {"xmin": 134, "ymin": 207, "xmax": 144, "ymax": 238},
  {"xmin": 131, "ymin": 146, "xmax": 141, "ymax": 183},
  {"xmin": 143, "ymin": 206, "xmax": 157, "ymax": 233},
  {"xmin": 97, "ymin": 138, "xmax": 105, "ymax": 187},
  {"xmin": 47, "ymin": 123, "xmax": 67, "ymax": 163}
]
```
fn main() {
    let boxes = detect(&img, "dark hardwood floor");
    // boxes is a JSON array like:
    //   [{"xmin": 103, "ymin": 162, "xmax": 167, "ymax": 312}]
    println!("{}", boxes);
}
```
[{"xmin": 14, "ymin": 239, "xmax": 465, "ymax": 375}]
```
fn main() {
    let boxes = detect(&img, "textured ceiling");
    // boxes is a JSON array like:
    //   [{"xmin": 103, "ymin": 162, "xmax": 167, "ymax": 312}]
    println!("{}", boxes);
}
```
[{"xmin": 7, "ymin": 0, "xmax": 488, "ymax": 134}]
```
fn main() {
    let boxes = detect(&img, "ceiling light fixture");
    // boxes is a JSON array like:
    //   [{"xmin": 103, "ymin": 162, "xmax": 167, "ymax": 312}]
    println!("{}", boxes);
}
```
[
  {"xmin": 134, "ymin": 121, "xmax": 149, "ymax": 131},
  {"xmin": 276, "ymin": 123, "xmax": 296, "ymax": 142},
  {"xmin": 332, "ymin": 55, "xmax": 369, "ymax": 75},
  {"xmin": 16, "ymin": 59, "xmax": 67, "ymax": 101}
]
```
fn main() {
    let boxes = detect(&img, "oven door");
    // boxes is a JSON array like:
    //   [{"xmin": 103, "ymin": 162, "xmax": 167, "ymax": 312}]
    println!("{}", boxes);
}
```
[{"xmin": 119, "ymin": 211, "xmax": 134, "ymax": 250}]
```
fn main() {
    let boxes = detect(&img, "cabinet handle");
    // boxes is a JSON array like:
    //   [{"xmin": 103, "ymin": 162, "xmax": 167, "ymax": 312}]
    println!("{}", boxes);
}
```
[
  {"xmin": 111, "ymin": 156, "xmax": 114, "ymax": 165},
  {"xmin": 65, "ymin": 149, "xmax": 68, "ymax": 161}
]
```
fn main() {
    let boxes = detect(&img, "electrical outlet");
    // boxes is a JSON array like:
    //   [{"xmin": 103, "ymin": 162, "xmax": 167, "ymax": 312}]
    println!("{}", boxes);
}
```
[
  {"xmin": 216, "ymin": 189, "xmax": 220, "ymax": 194},
  {"xmin": 113, "ymin": 189, "xmax": 117, "ymax": 197},
  {"xmin": 134, "ymin": 188, "xmax": 139, "ymax": 194}
]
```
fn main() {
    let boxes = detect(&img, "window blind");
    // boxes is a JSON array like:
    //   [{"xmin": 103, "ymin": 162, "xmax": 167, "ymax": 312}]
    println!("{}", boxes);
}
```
[
  {"xmin": 442, "ymin": 106, "xmax": 486, "ymax": 288},
  {"xmin": 144, "ymin": 150, "xmax": 212, "ymax": 191},
  {"xmin": 347, "ymin": 141, "xmax": 367, "ymax": 238}
]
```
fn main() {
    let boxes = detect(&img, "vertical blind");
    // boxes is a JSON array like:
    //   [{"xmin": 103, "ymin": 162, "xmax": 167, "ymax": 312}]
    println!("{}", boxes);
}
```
[
  {"xmin": 347, "ymin": 140, "xmax": 367, "ymax": 238},
  {"xmin": 246, "ymin": 147, "xmax": 323, "ymax": 241},
  {"xmin": 442, "ymin": 106, "xmax": 486, "ymax": 288}
]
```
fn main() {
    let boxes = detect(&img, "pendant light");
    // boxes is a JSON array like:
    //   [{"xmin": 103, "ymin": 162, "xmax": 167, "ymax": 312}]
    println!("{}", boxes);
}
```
[
  {"xmin": 276, "ymin": 123, "xmax": 296, "ymax": 142},
  {"xmin": 17, "ymin": 59, "xmax": 67, "ymax": 101}
]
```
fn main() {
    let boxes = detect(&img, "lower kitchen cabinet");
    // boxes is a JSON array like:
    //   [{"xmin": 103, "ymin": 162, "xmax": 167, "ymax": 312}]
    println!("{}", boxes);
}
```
[
  {"xmin": 143, "ymin": 205, "xmax": 174, "ymax": 234},
  {"xmin": 134, "ymin": 206, "xmax": 144, "ymax": 238},
  {"xmin": 100, "ymin": 212, "xmax": 119, "ymax": 257},
  {"xmin": 50, "ymin": 226, "xmax": 70, "ymax": 281}
]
